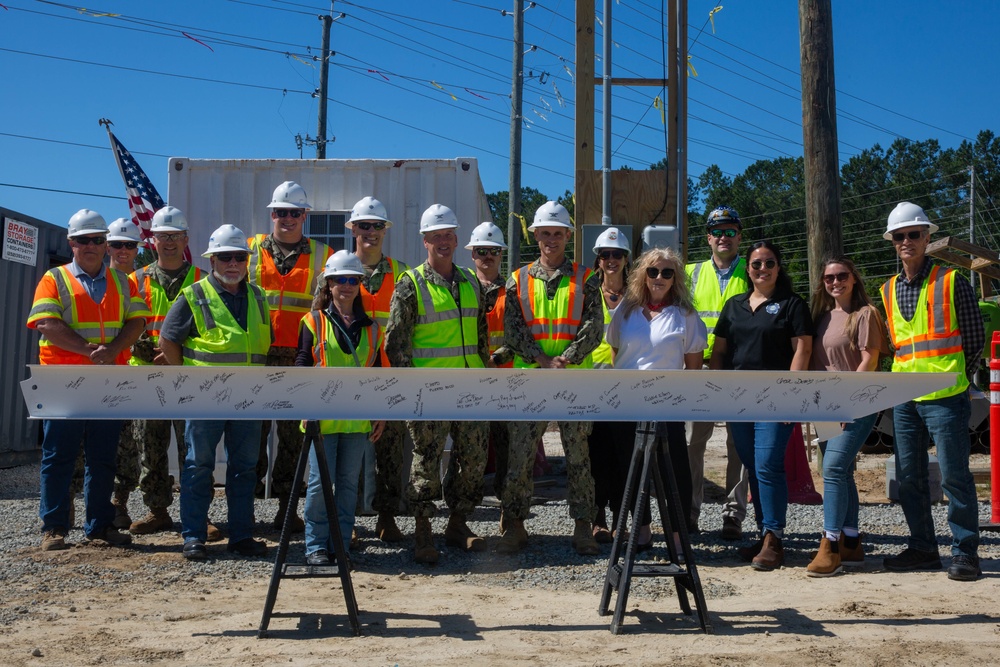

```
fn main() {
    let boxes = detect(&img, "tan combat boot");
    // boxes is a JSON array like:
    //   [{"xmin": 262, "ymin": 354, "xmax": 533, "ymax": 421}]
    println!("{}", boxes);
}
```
[
  {"xmin": 112, "ymin": 492, "xmax": 132, "ymax": 530},
  {"xmin": 376, "ymin": 512, "xmax": 404, "ymax": 542},
  {"xmin": 413, "ymin": 517, "xmax": 439, "ymax": 564},
  {"xmin": 206, "ymin": 522, "xmax": 223, "ymax": 542},
  {"xmin": 273, "ymin": 496, "xmax": 304, "ymax": 533},
  {"xmin": 495, "ymin": 517, "xmax": 528, "ymax": 555},
  {"xmin": 445, "ymin": 513, "xmax": 486, "ymax": 552},
  {"xmin": 572, "ymin": 519, "xmax": 600, "ymax": 556},
  {"xmin": 129, "ymin": 507, "xmax": 173, "ymax": 535}
]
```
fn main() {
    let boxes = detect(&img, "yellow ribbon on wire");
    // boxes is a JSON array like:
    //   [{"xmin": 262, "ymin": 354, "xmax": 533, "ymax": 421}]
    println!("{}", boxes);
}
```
[
  {"xmin": 289, "ymin": 54, "xmax": 315, "ymax": 68},
  {"xmin": 709, "ymin": 6, "xmax": 723, "ymax": 33},
  {"xmin": 514, "ymin": 212, "xmax": 529, "ymax": 241},
  {"xmin": 687, "ymin": 56, "xmax": 698, "ymax": 78},
  {"xmin": 653, "ymin": 96, "xmax": 665, "ymax": 125},
  {"xmin": 431, "ymin": 81, "xmax": 457, "ymax": 101}
]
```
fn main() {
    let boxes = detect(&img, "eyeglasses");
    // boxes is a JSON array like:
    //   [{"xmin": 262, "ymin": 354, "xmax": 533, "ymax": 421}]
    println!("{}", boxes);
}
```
[
  {"xmin": 750, "ymin": 259, "xmax": 777, "ymax": 270},
  {"xmin": 274, "ymin": 209, "xmax": 306, "ymax": 219},
  {"xmin": 154, "ymin": 233, "xmax": 186, "ymax": 242},
  {"xmin": 215, "ymin": 252, "xmax": 248, "ymax": 263},
  {"xmin": 475, "ymin": 248, "xmax": 502, "ymax": 257},
  {"xmin": 599, "ymin": 250, "xmax": 626, "ymax": 260},
  {"xmin": 645, "ymin": 267, "xmax": 675, "ymax": 280},
  {"xmin": 710, "ymin": 228, "xmax": 738, "ymax": 238},
  {"xmin": 355, "ymin": 221, "xmax": 386, "ymax": 231},
  {"xmin": 332, "ymin": 276, "xmax": 360, "ymax": 286},
  {"xmin": 822, "ymin": 272, "xmax": 850, "ymax": 285},
  {"xmin": 891, "ymin": 230, "xmax": 924, "ymax": 243},
  {"xmin": 74, "ymin": 236, "xmax": 106, "ymax": 246},
  {"xmin": 109, "ymin": 241, "xmax": 138, "ymax": 250}
]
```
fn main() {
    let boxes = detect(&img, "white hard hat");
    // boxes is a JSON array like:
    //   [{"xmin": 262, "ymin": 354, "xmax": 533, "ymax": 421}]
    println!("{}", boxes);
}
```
[
  {"xmin": 322, "ymin": 250, "xmax": 366, "ymax": 278},
  {"xmin": 420, "ymin": 204, "xmax": 459, "ymax": 233},
  {"xmin": 465, "ymin": 222, "xmax": 507, "ymax": 249},
  {"xmin": 528, "ymin": 201, "xmax": 573, "ymax": 231},
  {"xmin": 346, "ymin": 196, "xmax": 392, "ymax": 229},
  {"xmin": 67, "ymin": 209, "xmax": 108, "ymax": 238},
  {"xmin": 884, "ymin": 201, "xmax": 939, "ymax": 240},
  {"xmin": 151, "ymin": 205, "xmax": 189, "ymax": 233},
  {"xmin": 267, "ymin": 181, "xmax": 312, "ymax": 210},
  {"xmin": 106, "ymin": 218, "xmax": 143, "ymax": 244},
  {"xmin": 202, "ymin": 224, "xmax": 250, "ymax": 257},
  {"xmin": 593, "ymin": 226, "xmax": 630, "ymax": 255}
]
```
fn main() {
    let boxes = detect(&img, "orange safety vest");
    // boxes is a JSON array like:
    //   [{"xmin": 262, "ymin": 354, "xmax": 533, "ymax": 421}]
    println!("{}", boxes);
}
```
[
  {"xmin": 512, "ymin": 262, "xmax": 594, "ymax": 369},
  {"xmin": 486, "ymin": 284, "xmax": 512, "ymax": 368},
  {"xmin": 248, "ymin": 235, "xmax": 332, "ymax": 348},
  {"xmin": 130, "ymin": 264, "xmax": 202, "ymax": 343},
  {"xmin": 360, "ymin": 256, "xmax": 404, "ymax": 367}
]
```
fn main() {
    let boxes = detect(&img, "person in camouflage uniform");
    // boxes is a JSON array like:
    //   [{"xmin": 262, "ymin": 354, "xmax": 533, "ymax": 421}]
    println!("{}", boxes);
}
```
[
  {"xmin": 497, "ymin": 201, "xmax": 603, "ymax": 556},
  {"xmin": 385, "ymin": 204, "xmax": 490, "ymax": 565}
]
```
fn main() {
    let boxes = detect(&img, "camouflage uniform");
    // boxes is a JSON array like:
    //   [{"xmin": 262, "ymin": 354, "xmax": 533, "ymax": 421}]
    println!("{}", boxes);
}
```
[
  {"xmin": 501, "ymin": 260, "xmax": 603, "ymax": 521},
  {"xmin": 480, "ymin": 275, "xmax": 513, "ymax": 498},
  {"xmin": 385, "ymin": 261, "xmax": 490, "ymax": 518}
]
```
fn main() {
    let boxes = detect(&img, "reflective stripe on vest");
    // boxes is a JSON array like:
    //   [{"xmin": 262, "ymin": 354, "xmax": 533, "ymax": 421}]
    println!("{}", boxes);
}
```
[
  {"xmin": 512, "ymin": 263, "xmax": 594, "ymax": 369},
  {"xmin": 248, "ymin": 235, "xmax": 331, "ymax": 348},
  {"xmin": 591, "ymin": 296, "xmax": 615, "ymax": 369},
  {"xmin": 404, "ymin": 265, "xmax": 484, "ymax": 368},
  {"xmin": 131, "ymin": 265, "xmax": 202, "ymax": 349},
  {"xmin": 180, "ymin": 279, "xmax": 271, "ymax": 366},
  {"xmin": 688, "ymin": 257, "xmax": 750, "ymax": 360},
  {"xmin": 881, "ymin": 265, "xmax": 967, "ymax": 401},
  {"xmin": 486, "ymin": 285, "xmax": 513, "ymax": 367}
]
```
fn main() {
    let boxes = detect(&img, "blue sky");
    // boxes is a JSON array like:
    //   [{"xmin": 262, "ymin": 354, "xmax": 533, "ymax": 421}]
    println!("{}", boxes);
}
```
[{"xmin": 0, "ymin": 0, "xmax": 996, "ymax": 227}]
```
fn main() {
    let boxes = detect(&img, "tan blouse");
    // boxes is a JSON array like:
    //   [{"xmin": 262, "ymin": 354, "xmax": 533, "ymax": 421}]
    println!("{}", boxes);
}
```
[{"xmin": 810, "ymin": 306, "xmax": 890, "ymax": 372}]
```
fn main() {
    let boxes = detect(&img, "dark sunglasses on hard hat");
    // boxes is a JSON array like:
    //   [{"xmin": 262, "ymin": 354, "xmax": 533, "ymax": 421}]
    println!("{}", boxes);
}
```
[
  {"xmin": 710, "ymin": 228, "xmax": 738, "ymax": 238},
  {"xmin": 109, "ymin": 241, "xmax": 138, "ymax": 250},
  {"xmin": 475, "ymin": 248, "xmax": 502, "ymax": 257},
  {"xmin": 274, "ymin": 209, "xmax": 305, "ymax": 219},
  {"xmin": 355, "ymin": 221, "xmax": 386, "ymax": 231},
  {"xmin": 215, "ymin": 252, "xmax": 248, "ymax": 263},
  {"xmin": 74, "ymin": 236, "xmax": 106, "ymax": 246}
]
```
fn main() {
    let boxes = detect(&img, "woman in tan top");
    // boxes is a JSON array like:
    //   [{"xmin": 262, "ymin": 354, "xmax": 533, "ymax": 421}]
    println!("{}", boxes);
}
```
[{"xmin": 806, "ymin": 256, "xmax": 890, "ymax": 577}]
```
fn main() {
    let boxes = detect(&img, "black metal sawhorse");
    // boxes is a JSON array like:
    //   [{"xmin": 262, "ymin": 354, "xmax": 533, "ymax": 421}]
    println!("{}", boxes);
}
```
[
  {"xmin": 258, "ymin": 421, "xmax": 361, "ymax": 637},
  {"xmin": 598, "ymin": 420, "xmax": 712, "ymax": 634}
]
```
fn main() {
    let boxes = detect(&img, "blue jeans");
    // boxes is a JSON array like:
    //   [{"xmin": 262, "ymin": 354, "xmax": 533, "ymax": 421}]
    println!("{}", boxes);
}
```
[
  {"xmin": 180, "ymin": 419, "xmax": 262, "ymax": 545},
  {"xmin": 893, "ymin": 392, "xmax": 979, "ymax": 557},
  {"xmin": 304, "ymin": 432, "xmax": 367, "ymax": 554},
  {"xmin": 39, "ymin": 419, "xmax": 122, "ymax": 537},
  {"xmin": 359, "ymin": 438, "xmax": 376, "ymax": 514},
  {"xmin": 730, "ymin": 421, "xmax": 794, "ymax": 537},
  {"xmin": 819, "ymin": 412, "xmax": 878, "ymax": 534}
]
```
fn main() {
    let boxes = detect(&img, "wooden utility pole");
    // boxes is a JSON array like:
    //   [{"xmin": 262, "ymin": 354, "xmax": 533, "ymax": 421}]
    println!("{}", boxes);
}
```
[
  {"xmin": 507, "ymin": 0, "xmax": 525, "ymax": 273},
  {"xmin": 316, "ymin": 10, "xmax": 333, "ymax": 159},
  {"xmin": 799, "ymin": 0, "xmax": 842, "ymax": 288}
]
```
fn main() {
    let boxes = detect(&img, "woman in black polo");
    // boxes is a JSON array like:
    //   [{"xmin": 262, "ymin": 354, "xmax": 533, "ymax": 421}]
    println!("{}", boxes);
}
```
[{"xmin": 710, "ymin": 240, "xmax": 813, "ymax": 571}]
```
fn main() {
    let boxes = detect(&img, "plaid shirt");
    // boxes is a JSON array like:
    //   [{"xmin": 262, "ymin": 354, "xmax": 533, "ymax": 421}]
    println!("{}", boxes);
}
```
[{"xmin": 893, "ymin": 258, "xmax": 984, "ymax": 381}]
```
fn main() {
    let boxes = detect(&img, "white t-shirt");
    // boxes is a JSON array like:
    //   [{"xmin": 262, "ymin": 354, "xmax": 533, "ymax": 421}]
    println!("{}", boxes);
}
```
[{"xmin": 606, "ymin": 304, "xmax": 708, "ymax": 370}]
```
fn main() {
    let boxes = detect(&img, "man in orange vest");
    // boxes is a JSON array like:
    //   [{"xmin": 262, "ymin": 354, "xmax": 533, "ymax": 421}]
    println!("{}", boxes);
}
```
[
  {"xmin": 249, "ymin": 181, "xmax": 333, "ymax": 532},
  {"xmin": 348, "ymin": 196, "xmax": 410, "ymax": 543},
  {"xmin": 26, "ymin": 209, "xmax": 150, "ymax": 551}
]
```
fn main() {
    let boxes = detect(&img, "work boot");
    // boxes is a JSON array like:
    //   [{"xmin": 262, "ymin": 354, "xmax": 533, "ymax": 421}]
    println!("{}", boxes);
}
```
[
  {"xmin": 571, "ymin": 519, "xmax": 600, "ymax": 556},
  {"xmin": 445, "ymin": 513, "xmax": 486, "ymax": 552},
  {"xmin": 87, "ymin": 527, "xmax": 133, "ymax": 547},
  {"xmin": 206, "ymin": 522, "xmax": 223, "ymax": 543},
  {"xmin": 41, "ymin": 530, "xmax": 69, "ymax": 552},
  {"xmin": 737, "ymin": 536, "xmax": 764, "ymax": 562},
  {"xmin": 806, "ymin": 536, "xmax": 842, "ymax": 577},
  {"xmin": 839, "ymin": 533, "xmax": 864, "ymax": 567},
  {"xmin": 495, "ymin": 517, "xmax": 528, "ymax": 554},
  {"xmin": 273, "ymin": 497, "xmax": 304, "ymax": 533},
  {"xmin": 751, "ymin": 531, "xmax": 784, "ymax": 571},
  {"xmin": 130, "ymin": 507, "xmax": 173, "ymax": 535},
  {"xmin": 413, "ymin": 517, "xmax": 439, "ymax": 564},
  {"xmin": 376, "ymin": 512, "xmax": 404, "ymax": 543},
  {"xmin": 112, "ymin": 492, "xmax": 132, "ymax": 530}
]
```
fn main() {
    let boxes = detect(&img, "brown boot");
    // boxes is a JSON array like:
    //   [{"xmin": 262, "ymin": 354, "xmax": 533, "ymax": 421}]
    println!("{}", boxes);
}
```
[
  {"xmin": 273, "ymin": 497, "xmax": 304, "ymax": 533},
  {"xmin": 806, "ymin": 536, "xmax": 842, "ymax": 577},
  {"xmin": 737, "ymin": 537, "xmax": 764, "ymax": 562},
  {"xmin": 839, "ymin": 533, "xmax": 864, "ymax": 567},
  {"xmin": 571, "ymin": 519, "xmax": 600, "ymax": 556},
  {"xmin": 496, "ymin": 517, "xmax": 528, "ymax": 554},
  {"xmin": 376, "ymin": 512, "xmax": 404, "ymax": 542},
  {"xmin": 206, "ymin": 522, "xmax": 223, "ymax": 542},
  {"xmin": 130, "ymin": 507, "xmax": 173, "ymax": 535},
  {"xmin": 112, "ymin": 493, "xmax": 132, "ymax": 530},
  {"xmin": 445, "ymin": 513, "xmax": 486, "ymax": 552},
  {"xmin": 751, "ymin": 531, "xmax": 784, "ymax": 571},
  {"xmin": 413, "ymin": 517, "xmax": 439, "ymax": 564},
  {"xmin": 41, "ymin": 530, "xmax": 69, "ymax": 552}
]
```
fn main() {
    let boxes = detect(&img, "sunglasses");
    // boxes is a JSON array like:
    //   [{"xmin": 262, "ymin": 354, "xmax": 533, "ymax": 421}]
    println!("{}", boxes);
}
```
[
  {"xmin": 646, "ymin": 267, "xmax": 675, "ymax": 280},
  {"xmin": 891, "ymin": 230, "xmax": 924, "ymax": 243},
  {"xmin": 750, "ymin": 259, "xmax": 777, "ymax": 270},
  {"xmin": 74, "ymin": 236, "xmax": 106, "ymax": 246},
  {"xmin": 215, "ymin": 252, "xmax": 248, "ymax": 263},
  {"xmin": 710, "ymin": 228, "xmax": 738, "ymax": 238},
  {"xmin": 355, "ymin": 221, "xmax": 386, "ymax": 231},
  {"xmin": 109, "ymin": 241, "xmax": 138, "ymax": 250},
  {"xmin": 274, "ymin": 209, "xmax": 305, "ymax": 219},
  {"xmin": 599, "ymin": 250, "xmax": 626, "ymax": 261},
  {"xmin": 332, "ymin": 276, "xmax": 360, "ymax": 286},
  {"xmin": 154, "ymin": 233, "xmax": 186, "ymax": 242},
  {"xmin": 475, "ymin": 248, "xmax": 502, "ymax": 257},
  {"xmin": 822, "ymin": 272, "xmax": 850, "ymax": 285}
]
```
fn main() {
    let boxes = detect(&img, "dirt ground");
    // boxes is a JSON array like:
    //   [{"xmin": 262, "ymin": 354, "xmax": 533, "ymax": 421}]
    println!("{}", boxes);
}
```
[{"xmin": 2, "ymin": 436, "xmax": 998, "ymax": 667}]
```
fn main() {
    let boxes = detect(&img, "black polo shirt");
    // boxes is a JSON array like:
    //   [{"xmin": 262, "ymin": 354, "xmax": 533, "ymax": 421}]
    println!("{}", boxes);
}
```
[{"xmin": 715, "ymin": 289, "xmax": 814, "ymax": 370}]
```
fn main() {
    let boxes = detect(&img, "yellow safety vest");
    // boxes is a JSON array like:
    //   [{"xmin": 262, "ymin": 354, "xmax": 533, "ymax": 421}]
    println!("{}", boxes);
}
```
[
  {"xmin": 687, "ymin": 257, "xmax": 750, "ymax": 360},
  {"xmin": 128, "ymin": 264, "xmax": 201, "ymax": 366},
  {"xmin": 591, "ymin": 296, "xmax": 615, "ymax": 369},
  {"xmin": 180, "ymin": 279, "xmax": 271, "ymax": 366},
  {"xmin": 881, "ymin": 266, "xmax": 967, "ymax": 401},
  {"xmin": 512, "ymin": 263, "xmax": 594, "ymax": 369},
  {"xmin": 403, "ymin": 264, "xmax": 484, "ymax": 369}
]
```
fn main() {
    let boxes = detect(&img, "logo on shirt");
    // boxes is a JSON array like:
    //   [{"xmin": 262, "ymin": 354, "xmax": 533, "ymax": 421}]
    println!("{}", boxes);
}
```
[{"xmin": 765, "ymin": 303, "xmax": 781, "ymax": 315}]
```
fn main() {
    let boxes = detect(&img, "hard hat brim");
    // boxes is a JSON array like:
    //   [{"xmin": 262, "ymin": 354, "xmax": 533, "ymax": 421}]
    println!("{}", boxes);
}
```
[
  {"xmin": 202, "ymin": 245, "xmax": 250, "ymax": 258},
  {"xmin": 421, "ymin": 224, "xmax": 460, "ymax": 233},
  {"xmin": 150, "ymin": 224, "xmax": 187, "ymax": 233},
  {"xmin": 67, "ymin": 229, "xmax": 109, "ymax": 239},
  {"xmin": 883, "ymin": 221, "xmax": 938, "ymax": 240},
  {"xmin": 106, "ymin": 235, "xmax": 144, "ymax": 244},
  {"xmin": 267, "ymin": 202, "xmax": 312, "ymax": 210},
  {"xmin": 706, "ymin": 220, "xmax": 741, "ymax": 229},
  {"xmin": 345, "ymin": 217, "xmax": 393, "ymax": 230},
  {"xmin": 322, "ymin": 268, "xmax": 366, "ymax": 278},
  {"xmin": 527, "ymin": 222, "xmax": 574, "ymax": 232},
  {"xmin": 465, "ymin": 241, "xmax": 507, "ymax": 249}
]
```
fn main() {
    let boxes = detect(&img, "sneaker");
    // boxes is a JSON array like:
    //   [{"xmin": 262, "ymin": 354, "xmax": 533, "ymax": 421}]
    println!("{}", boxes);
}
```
[
  {"xmin": 183, "ymin": 540, "xmax": 208, "ymax": 561},
  {"xmin": 883, "ymin": 547, "xmax": 942, "ymax": 572},
  {"xmin": 41, "ymin": 530, "xmax": 69, "ymax": 552},
  {"xmin": 306, "ymin": 549, "xmax": 330, "ymax": 566},
  {"xmin": 721, "ymin": 515, "xmax": 743, "ymax": 541},
  {"xmin": 947, "ymin": 554, "xmax": 981, "ymax": 581},
  {"xmin": 86, "ymin": 527, "xmax": 133, "ymax": 547},
  {"xmin": 227, "ymin": 537, "xmax": 268, "ymax": 557},
  {"xmin": 592, "ymin": 525, "xmax": 613, "ymax": 545}
]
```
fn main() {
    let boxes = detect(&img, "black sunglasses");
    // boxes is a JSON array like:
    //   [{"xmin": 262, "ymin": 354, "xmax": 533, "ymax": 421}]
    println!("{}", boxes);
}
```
[
  {"xmin": 822, "ymin": 272, "xmax": 850, "ymax": 285},
  {"xmin": 109, "ymin": 241, "xmax": 138, "ymax": 250},
  {"xmin": 599, "ymin": 250, "xmax": 626, "ymax": 260},
  {"xmin": 74, "ymin": 236, "xmax": 106, "ymax": 246},
  {"xmin": 154, "ymin": 233, "xmax": 186, "ymax": 242},
  {"xmin": 355, "ymin": 221, "xmax": 386, "ymax": 231},
  {"xmin": 891, "ymin": 230, "xmax": 924, "ymax": 243},
  {"xmin": 332, "ymin": 276, "xmax": 360, "ymax": 285},
  {"xmin": 274, "ymin": 209, "xmax": 305, "ymax": 219},
  {"xmin": 645, "ymin": 267, "xmax": 675, "ymax": 280},
  {"xmin": 750, "ymin": 259, "xmax": 777, "ymax": 270},
  {"xmin": 475, "ymin": 248, "xmax": 502, "ymax": 257},
  {"xmin": 710, "ymin": 228, "xmax": 738, "ymax": 238},
  {"xmin": 215, "ymin": 252, "xmax": 248, "ymax": 263}
]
